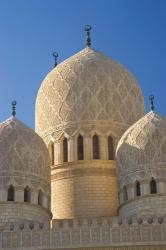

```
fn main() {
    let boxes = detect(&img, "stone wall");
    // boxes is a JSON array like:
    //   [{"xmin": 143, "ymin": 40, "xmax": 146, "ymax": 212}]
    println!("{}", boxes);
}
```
[
  {"xmin": 0, "ymin": 216, "xmax": 166, "ymax": 249},
  {"xmin": 116, "ymin": 111, "xmax": 166, "ymax": 218},
  {"xmin": 119, "ymin": 194, "xmax": 166, "ymax": 218},
  {"xmin": 0, "ymin": 203, "xmax": 52, "ymax": 225},
  {"xmin": 51, "ymin": 161, "xmax": 118, "ymax": 219}
]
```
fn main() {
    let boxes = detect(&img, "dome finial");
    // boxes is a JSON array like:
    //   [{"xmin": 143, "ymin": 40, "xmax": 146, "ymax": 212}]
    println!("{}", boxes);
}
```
[
  {"xmin": 52, "ymin": 52, "xmax": 58, "ymax": 68},
  {"xmin": 11, "ymin": 100, "xmax": 17, "ymax": 117},
  {"xmin": 84, "ymin": 25, "xmax": 91, "ymax": 47},
  {"xmin": 149, "ymin": 95, "xmax": 155, "ymax": 111}
]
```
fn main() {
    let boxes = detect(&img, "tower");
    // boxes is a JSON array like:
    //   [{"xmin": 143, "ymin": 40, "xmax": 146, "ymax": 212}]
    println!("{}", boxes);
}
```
[{"xmin": 35, "ymin": 28, "xmax": 145, "ymax": 219}]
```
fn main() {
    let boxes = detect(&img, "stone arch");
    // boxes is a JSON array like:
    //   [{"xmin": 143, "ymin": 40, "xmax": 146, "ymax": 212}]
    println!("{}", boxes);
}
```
[
  {"xmin": 63, "ymin": 137, "xmax": 68, "ymax": 162},
  {"xmin": 77, "ymin": 134, "xmax": 84, "ymax": 160},
  {"xmin": 7, "ymin": 185, "xmax": 15, "ymax": 201},
  {"xmin": 38, "ymin": 190, "xmax": 43, "ymax": 206},
  {"xmin": 150, "ymin": 177, "xmax": 157, "ymax": 194},
  {"xmin": 92, "ymin": 134, "xmax": 100, "ymax": 159},
  {"xmin": 135, "ymin": 180, "xmax": 141, "ymax": 197},
  {"xmin": 24, "ymin": 186, "xmax": 31, "ymax": 202},
  {"xmin": 108, "ymin": 135, "xmax": 114, "ymax": 160}
]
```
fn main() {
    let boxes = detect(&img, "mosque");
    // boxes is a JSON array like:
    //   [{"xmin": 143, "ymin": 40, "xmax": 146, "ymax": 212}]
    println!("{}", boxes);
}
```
[{"xmin": 0, "ymin": 26, "xmax": 166, "ymax": 249}]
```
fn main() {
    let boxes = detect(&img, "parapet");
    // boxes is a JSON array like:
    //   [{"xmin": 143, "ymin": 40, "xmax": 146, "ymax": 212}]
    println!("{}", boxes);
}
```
[{"xmin": 0, "ymin": 216, "xmax": 166, "ymax": 249}]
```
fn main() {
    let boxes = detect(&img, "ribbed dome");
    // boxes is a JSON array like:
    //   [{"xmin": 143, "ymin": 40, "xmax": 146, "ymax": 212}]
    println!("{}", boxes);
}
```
[
  {"xmin": 116, "ymin": 111, "xmax": 166, "ymax": 188},
  {"xmin": 35, "ymin": 47, "xmax": 144, "ymax": 136},
  {"xmin": 0, "ymin": 116, "xmax": 50, "ymax": 181}
]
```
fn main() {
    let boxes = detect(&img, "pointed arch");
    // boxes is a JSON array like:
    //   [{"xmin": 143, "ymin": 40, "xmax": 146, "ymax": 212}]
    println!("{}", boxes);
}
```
[
  {"xmin": 38, "ymin": 190, "xmax": 43, "ymax": 206},
  {"xmin": 150, "ymin": 177, "xmax": 157, "ymax": 194},
  {"xmin": 135, "ymin": 181, "xmax": 141, "ymax": 196},
  {"xmin": 24, "ymin": 186, "xmax": 31, "ymax": 202},
  {"xmin": 77, "ymin": 134, "xmax": 84, "ymax": 160},
  {"xmin": 7, "ymin": 185, "xmax": 15, "ymax": 201},
  {"xmin": 122, "ymin": 186, "xmax": 128, "ymax": 202},
  {"xmin": 92, "ymin": 134, "xmax": 100, "ymax": 159},
  {"xmin": 63, "ymin": 137, "xmax": 68, "ymax": 162},
  {"xmin": 108, "ymin": 135, "xmax": 114, "ymax": 160}
]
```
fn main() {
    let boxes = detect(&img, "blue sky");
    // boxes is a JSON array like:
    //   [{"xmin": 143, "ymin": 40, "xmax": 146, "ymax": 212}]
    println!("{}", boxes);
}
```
[{"xmin": 0, "ymin": 0, "xmax": 166, "ymax": 128}]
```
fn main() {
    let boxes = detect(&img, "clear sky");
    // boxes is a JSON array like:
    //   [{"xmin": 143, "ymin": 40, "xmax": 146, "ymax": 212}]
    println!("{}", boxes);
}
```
[{"xmin": 0, "ymin": 0, "xmax": 166, "ymax": 128}]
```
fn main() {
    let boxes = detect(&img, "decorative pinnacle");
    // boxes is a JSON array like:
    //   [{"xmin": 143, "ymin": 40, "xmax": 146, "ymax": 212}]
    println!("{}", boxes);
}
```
[
  {"xmin": 11, "ymin": 100, "xmax": 17, "ymax": 117},
  {"xmin": 149, "ymin": 95, "xmax": 155, "ymax": 111},
  {"xmin": 84, "ymin": 25, "xmax": 91, "ymax": 47},
  {"xmin": 52, "ymin": 52, "xmax": 58, "ymax": 68}
]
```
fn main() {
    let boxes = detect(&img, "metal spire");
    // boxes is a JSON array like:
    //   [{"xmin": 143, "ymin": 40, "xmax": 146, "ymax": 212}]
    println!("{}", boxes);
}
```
[
  {"xmin": 52, "ymin": 52, "xmax": 58, "ymax": 68},
  {"xmin": 149, "ymin": 95, "xmax": 155, "ymax": 111},
  {"xmin": 84, "ymin": 25, "xmax": 91, "ymax": 47},
  {"xmin": 11, "ymin": 100, "xmax": 17, "ymax": 117}
]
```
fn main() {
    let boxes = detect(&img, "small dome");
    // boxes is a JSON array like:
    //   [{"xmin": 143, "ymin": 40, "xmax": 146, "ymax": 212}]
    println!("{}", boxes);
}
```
[
  {"xmin": 116, "ymin": 111, "xmax": 166, "ymax": 217},
  {"xmin": 0, "ymin": 116, "xmax": 50, "ymax": 180},
  {"xmin": 36, "ymin": 47, "xmax": 144, "ymax": 136},
  {"xmin": 0, "ymin": 116, "xmax": 51, "ymax": 224},
  {"xmin": 116, "ymin": 111, "xmax": 166, "ymax": 186}
]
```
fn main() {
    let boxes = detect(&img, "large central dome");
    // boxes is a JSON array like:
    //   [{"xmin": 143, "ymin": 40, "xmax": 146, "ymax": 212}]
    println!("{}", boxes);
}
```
[{"xmin": 36, "ymin": 47, "xmax": 144, "ymax": 136}]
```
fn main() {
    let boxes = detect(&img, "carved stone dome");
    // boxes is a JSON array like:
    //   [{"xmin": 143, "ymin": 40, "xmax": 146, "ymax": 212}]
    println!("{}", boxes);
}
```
[
  {"xmin": 116, "ymin": 111, "xmax": 166, "ymax": 186},
  {"xmin": 0, "ymin": 116, "xmax": 51, "ymax": 224},
  {"xmin": 35, "ymin": 47, "xmax": 145, "ymax": 137},
  {"xmin": 0, "ymin": 117, "xmax": 50, "ymax": 180},
  {"xmin": 116, "ymin": 111, "xmax": 166, "ymax": 217}
]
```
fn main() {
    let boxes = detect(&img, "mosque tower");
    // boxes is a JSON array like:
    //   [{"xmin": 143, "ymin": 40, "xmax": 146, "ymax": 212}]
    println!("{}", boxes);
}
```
[{"xmin": 35, "ymin": 26, "xmax": 145, "ymax": 219}]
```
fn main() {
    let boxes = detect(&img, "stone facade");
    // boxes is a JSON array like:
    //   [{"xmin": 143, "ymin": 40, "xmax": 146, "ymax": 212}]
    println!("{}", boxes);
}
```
[
  {"xmin": 0, "ymin": 41, "xmax": 165, "ymax": 250},
  {"xmin": 35, "ymin": 47, "xmax": 145, "ymax": 221},
  {"xmin": 51, "ymin": 161, "xmax": 118, "ymax": 219},
  {"xmin": 116, "ymin": 111, "xmax": 166, "ymax": 217},
  {"xmin": 0, "ymin": 216, "xmax": 166, "ymax": 249},
  {"xmin": 35, "ymin": 47, "xmax": 145, "ymax": 137},
  {"xmin": 0, "ymin": 117, "xmax": 51, "ymax": 225}
]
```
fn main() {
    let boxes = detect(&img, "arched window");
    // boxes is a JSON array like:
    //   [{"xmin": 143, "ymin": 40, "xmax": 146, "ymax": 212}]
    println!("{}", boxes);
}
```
[
  {"xmin": 108, "ymin": 136, "xmax": 114, "ymax": 160},
  {"xmin": 150, "ymin": 178, "xmax": 157, "ymax": 194},
  {"xmin": 77, "ymin": 134, "xmax": 84, "ymax": 160},
  {"xmin": 38, "ymin": 190, "xmax": 43, "ymax": 206},
  {"xmin": 122, "ymin": 186, "xmax": 128, "ymax": 202},
  {"xmin": 7, "ymin": 185, "xmax": 15, "ymax": 201},
  {"xmin": 135, "ymin": 181, "xmax": 141, "ymax": 196},
  {"xmin": 24, "ymin": 186, "xmax": 31, "ymax": 202},
  {"xmin": 51, "ymin": 142, "xmax": 54, "ymax": 165},
  {"xmin": 92, "ymin": 134, "xmax": 100, "ymax": 159},
  {"xmin": 63, "ymin": 137, "xmax": 68, "ymax": 162}
]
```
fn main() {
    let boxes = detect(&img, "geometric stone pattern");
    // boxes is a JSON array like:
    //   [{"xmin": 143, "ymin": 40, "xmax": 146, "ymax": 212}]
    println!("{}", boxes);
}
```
[
  {"xmin": 35, "ymin": 47, "xmax": 145, "ymax": 222},
  {"xmin": 0, "ymin": 117, "xmax": 51, "ymax": 223},
  {"xmin": 35, "ymin": 47, "xmax": 145, "ymax": 138},
  {"xmin": 0, "ymin": 216, "xmax": 166, "ymax": 249},
  {"xmin": 116, "ymin": 111, "xmax": 166, "ymax": 188},
  {"xmin": 1, "ymin": 36, "xmax": 165, "ymax": 250},
  {"xmin": 116, "ymin": 111, "xmax": 166, "ymax": 217},
  {"xmin": 0, "ymin": 117, "xmax": 50, "ymax": 183}
]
